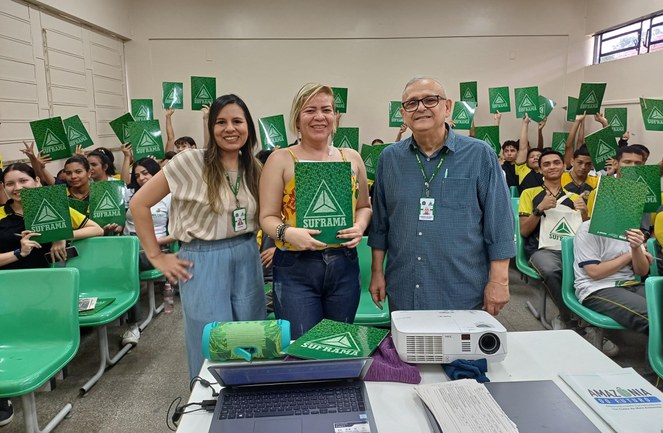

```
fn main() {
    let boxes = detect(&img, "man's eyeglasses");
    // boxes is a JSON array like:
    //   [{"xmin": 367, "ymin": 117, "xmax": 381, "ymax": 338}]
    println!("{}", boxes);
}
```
[{"xmin": 401, "ymin": 95, "xmax": 446, "ymax": 112}]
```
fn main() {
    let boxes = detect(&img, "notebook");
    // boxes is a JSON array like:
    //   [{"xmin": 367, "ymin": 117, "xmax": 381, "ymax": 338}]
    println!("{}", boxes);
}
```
[{"xmin": 207, "ymin": 357, "xmax": 377, "ymax": 433}]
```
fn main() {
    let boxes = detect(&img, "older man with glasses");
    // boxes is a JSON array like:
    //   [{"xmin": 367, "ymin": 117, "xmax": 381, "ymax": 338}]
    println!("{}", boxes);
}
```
[{"xmin": 368, "ymin": 77, "xmax": 515, "ymax": 315}]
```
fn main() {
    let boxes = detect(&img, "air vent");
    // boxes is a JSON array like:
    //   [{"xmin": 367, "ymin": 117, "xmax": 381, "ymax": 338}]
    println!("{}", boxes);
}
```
[
  {"xmin": 405, "ymin": 335, "xmax": 445, "ymax": 362},
  {"xmin": 461, "ymin": 342, "xmax": 471, "ymax": 352}
]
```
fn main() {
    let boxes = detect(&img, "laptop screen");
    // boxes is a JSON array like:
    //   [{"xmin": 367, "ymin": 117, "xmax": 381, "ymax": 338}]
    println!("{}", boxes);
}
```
[{"xmin": 209, "ymin": 358, "xmax": 371, "ymax": 387}]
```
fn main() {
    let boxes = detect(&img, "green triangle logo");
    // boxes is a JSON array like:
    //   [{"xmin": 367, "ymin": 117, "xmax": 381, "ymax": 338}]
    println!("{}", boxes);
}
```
[
  {"xmin": 552, "ymin": 217, "xmax": 575, "ymax": 236},
  {"xmin": 166, "ymin": 87, "xmax": 179, "ymax": 102},
  {"xmin": 519, "ymin": 94, "xmax": 536, "ymax": 110},
  {"xmin": 482, "ymin": 134, "xmax": 495, "ymax": 147},
  {"xmin": 136, "ymin": 106, "xmax": 149, "ymax": 119},
  {"xmin": 308, "ymin": 332, "xmax": 360, "ymax": 351},
  {"xmin": 67, "ymin": 127, "xmax": 85, "ymax": 141},
  {"xmin": 648, "ymin": 106, "xmax": 663, "ymax": 121},
  {"xmin": 44, "ymin": 129, "xmax": 65, "ymax": 147},
  {"xmin": 195, "ymin": 85, "xmax": 212, "ymax": 100},
  {"xmin": 581, "ymin": 91, "xmax": 598, "ymax": 107},
  {"xmin": 364, "ymin": 153, "xmax": 374, "ymax": 169},
  {"xmin": 334, "ymin": 94, "xmax": 344, "ymax": 107},
  {"xmin": 136, "ymin": 130, "xmax": 160, "ymax": 149},
  {"xmin": 303, "ymin": 180, "xmax": 345, "ymax": 218},
  {"xmin": 596, "ymin": 139, "xmax": 614, "ymax": 158},
  {"xmin": 391, "ymin": 109, "xmax": 403, "ymax": 122},
  {"xmin": 455, "ymin": 110, "xmax": 469, "ymax": 121},
  {"xmin": 635, "ymin": 175, "xmax": 657, "ymax": 199},
  {"xmin": 267, "ymin": 124, "xmax": 284, "ymax": 142},
  {"xmin": 337, "ymin": 135, "xmax": 352, "ymax": 148},
  {"xmin": 609, "ymin": 116, "xmax": 623, "ymax": 128},
  {"xmin": 95, "ymin": 191, "xmax": 119, "ymax": 212},
  {"xmin": 122, "ymin": 124, "xmax": 130, "ymax": 142},
  {"xmin": 493, "ymin": 94, "xmax": 507, "ymax": 105},
  {"xmin": 463, "ymin": 88, "xmax": 474, "ymax": 100},
  {"xmin": 35, "ymin": 199, "xmax": 66, "ymax": 224},
  {"xmin": 554, "ymin": 138, "xmax": 566, "ymax": 152}
]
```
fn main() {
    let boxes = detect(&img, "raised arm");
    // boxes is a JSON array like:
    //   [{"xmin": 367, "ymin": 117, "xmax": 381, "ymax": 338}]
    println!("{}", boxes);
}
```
[
  {"xmin": 201, "ymin": 105, "xmax": 210, "ymax": 148},
  {"xmin": 594, "ymin": 112, "xmax": 608, "ymax": 128},
  {"xmin": 395, "ymin": 124, "xmax": 407, "ymax": 142},
  {"xmin": 515, "ymin": 113, "xmax": 531, "ymax": 165},
  {"xmin": 564, "ymin": 113, "xmax": 586, "ymax": 167},
  {"xmin": 469, "ymin": 118, "xmax": 475, "ymax": 138},
  {"xmin": 164, "ymin": 109, "xmax": 175, "ymax": 153},
  {"xmin": 120, "ymin": 143, "xmax": 133, "ymax": 184},
  {"xmin": 537, "ymin": 117, "xmax": 547, "ymax": 149},
  {"xmin": 21, "ymin": 141, "xmax": 55, "ymax": 185}
]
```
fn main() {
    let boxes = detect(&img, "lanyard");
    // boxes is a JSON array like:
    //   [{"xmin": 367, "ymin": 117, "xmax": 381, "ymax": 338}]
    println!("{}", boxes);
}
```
[
  {"xmin": 415, "ymin": 150, "xmax": 447, "ymax": 197},
  {"xmin": 224, "ymin": 170, "xmax": 241, "ymax": 208}
]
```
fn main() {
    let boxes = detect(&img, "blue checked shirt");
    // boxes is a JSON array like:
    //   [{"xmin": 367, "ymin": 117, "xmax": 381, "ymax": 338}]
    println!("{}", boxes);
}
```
[{"xmin": 368, "ymin": 125, "xmax": 515, "ymax": 311}]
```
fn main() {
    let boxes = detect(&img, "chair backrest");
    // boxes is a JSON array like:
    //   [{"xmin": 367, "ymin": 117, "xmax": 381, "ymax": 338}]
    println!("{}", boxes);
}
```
[
  {"xmin": 67, "ymin": 236, "xmax": 140, "ymax": 299},
  {"xmin": 646, "ymin": 237, "xmax": 659, "ymax": 277},
  {"xmin": 560, "ymin": 236, "xmax": 624, "ymax": 329},
  {"xmin": 645, "ymin": 276, "xmax": 663, "ymax": 378},
  {"xmin": 512, "ymin": 197, "xmax": 541, "ymax": 280},
  {"xmin": 357, "ymin": 236, "xmax": 372, "ymax": 290},
  {"xmin": 0, "ymin": 268, "xmax": 80, "ymax": 348},
  {"xmin": 510, "ymin": 185, "xmax": 520, "ymax": 198}
]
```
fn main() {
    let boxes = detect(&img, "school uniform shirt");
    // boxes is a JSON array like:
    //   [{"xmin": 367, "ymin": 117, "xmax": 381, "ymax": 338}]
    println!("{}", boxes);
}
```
[
  {"xmin": 502, "ymin": 161, "xmax": 518, "ymax": 188},
  {"xmin": 515, "ymin": 164, "xmax": 543, "ymax": 193},
  {"xmin": 124, "ymin": 191, "xmax": 171, "ymax": 238},
  {"xmin": 0, "ymin": 202, "xmax": 88, "ymax": 270},
  {"xmin": 561, "ymin": 172, "xmax": 598, "ymax": 195}
]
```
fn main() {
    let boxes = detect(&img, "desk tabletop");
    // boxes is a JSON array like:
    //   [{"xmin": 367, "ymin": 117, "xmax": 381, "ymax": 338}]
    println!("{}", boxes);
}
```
[{"xmin": 177, "ymin": 330, "xmax": 621, "ymax": 433}]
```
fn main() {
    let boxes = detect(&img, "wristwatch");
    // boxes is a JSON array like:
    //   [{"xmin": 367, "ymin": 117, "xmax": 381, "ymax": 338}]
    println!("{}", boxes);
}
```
[
  {"xmin": 533, "ymin": 208, "xmax": 545, "ymax": 217},
  {"xmin": 13, "ymin": 249, "xmax": 25, "ymax": 260}
]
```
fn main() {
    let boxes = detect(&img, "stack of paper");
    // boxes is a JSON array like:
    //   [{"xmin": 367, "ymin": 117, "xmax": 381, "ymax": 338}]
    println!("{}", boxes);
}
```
[{"xmin": 415, "ymin": 379, "xmax": 519, "ymax": 433}]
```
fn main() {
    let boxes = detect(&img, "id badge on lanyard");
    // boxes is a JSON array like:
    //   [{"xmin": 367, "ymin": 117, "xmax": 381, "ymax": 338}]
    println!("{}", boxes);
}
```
[{"xmin": 416, "ymin": 149, "xmax": 447, "ymax": 222}]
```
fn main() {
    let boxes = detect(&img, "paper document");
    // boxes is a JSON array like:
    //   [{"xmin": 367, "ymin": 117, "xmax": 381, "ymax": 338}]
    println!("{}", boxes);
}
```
[
  {"xmin": 560, "ymin": 368, "xmax": 663, "ymax": 433},
  {"xmin": 79, "ymin": 297, "xmax": 98, "ymax": 312},
  {"xmin": 415, "ymin": 379, "xmax": 519, "ymax": 433}
]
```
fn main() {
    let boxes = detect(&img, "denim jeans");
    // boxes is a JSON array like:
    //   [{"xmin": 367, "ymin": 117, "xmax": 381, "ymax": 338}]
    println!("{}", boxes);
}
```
[
  {"xmin": 272, "ymin": 247, "xmax": 360, "ymax": 339},
  {"xmin": 178, "ymin": 234, "xmax": 266, "ymax": 380}
]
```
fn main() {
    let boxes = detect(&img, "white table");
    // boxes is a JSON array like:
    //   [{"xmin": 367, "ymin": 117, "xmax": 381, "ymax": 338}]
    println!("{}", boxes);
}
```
[{"xmin": 177, "ymin": 330, "xmax": 622, "ymax": 432}]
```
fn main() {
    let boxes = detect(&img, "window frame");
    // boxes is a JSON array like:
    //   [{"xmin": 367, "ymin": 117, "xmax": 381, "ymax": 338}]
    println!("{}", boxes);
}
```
[{"xmin": 594, "ymin": 12, "xmax": 663, "ymax": 64}]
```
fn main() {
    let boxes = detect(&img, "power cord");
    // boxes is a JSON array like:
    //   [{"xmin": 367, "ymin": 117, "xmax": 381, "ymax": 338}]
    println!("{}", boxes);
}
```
[
  {"xmin": 166, "ymin": 396, "xmax": 218, "ymax": 431},
  {"xmin": 189, "ymin": 375, "xmax": 219, "ymax": 397}
]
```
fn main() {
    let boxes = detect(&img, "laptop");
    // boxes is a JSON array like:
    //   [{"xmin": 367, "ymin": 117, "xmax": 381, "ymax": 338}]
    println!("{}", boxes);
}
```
[{"xmin": 207, "ymin": 357, "xmax": 378, "ymax": 433}]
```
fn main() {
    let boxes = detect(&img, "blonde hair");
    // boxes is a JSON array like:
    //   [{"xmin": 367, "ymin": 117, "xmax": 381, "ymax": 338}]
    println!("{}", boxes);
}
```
[{"xmin": 289, "ymin": 83, "xmax": 335, "ymax": 134}]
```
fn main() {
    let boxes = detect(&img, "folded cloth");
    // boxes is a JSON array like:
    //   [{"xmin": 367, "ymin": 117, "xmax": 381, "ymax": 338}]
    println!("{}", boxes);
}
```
[
  {"xmin": 364, "ymin": 335, "xmax": 421, "ymax": 384},
  {"xmin": 442, "ymin": 359, "xmax": 490, "ymax": 383}
]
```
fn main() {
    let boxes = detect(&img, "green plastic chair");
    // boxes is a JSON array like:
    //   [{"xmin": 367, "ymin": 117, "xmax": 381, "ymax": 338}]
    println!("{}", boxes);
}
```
[
  {"xmin": 67, "ymin": 236, "xmax": 140, "ymax": 394},
  {"xmin": 0, "ymin": 268, "xmax": 80, "ymax": 433},
  {"xmin": 560, "ymin": 236, "xmax": 625, "ymax": 348},
  {"xmin": 510, "ymin": 185, "xmax": 520, "ymax": 198},
  {"xmin": 646, "ymin": 237, "xmax": 659, "ymax": 277},
  {"xmin": 645, "ymin": 277, "xmax": 663, "ymax": 379},
  {"xmin": 353, "ymin": 236, "xmax": 390, "ymax": 326}
]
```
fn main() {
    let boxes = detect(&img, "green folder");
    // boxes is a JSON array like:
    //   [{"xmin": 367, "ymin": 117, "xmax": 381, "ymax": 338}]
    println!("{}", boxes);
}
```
[
  {"xmin": 530, "ymin": 95, "xmax": 555, "ymax": 123},
  {"xmin": 162, "ymin": 82, "xmax": 183, "ymax": 109},
  {"xmin": 640, "ymin": 97, "xmax": 663, "ymax": 132},
  {"xmin": 474, "ymin": 125, "xmax": 500, "ymax": 154},
  {"xmin": 90, "ymin": 181, "xmax": 126, "ymax": 226},
  {"xmin": 284, "ymin": 319, "xmax": 389, "ymax": 360},
  {"xmin": 576, "ymin": 83, "xmax": 606, "ymax": 115},
  {"xmin": 584, "ymin": 126, "xmax": 617, "ymax": 171},
  {"xmin": 621, "ymin": 165, "xmax": 661, "ymax": 213},
  {"xmin": 552, "ymin": 132, "xmax": 569, "ymax": 157},
  {"xmin": 109, "ymin": 112, "xmax": 135, "ymax": 144},
  {"xmin": 334, "ymin": 127, "xmax": 359, "ymax": 150},
  {"xmin": 451, "ymin": 101, "xmax": 475, "ymax": 130},
  {"xmin": 295, "ymin": 162, "xmax": 352, "ymax": 245},
  {"xmin": 460, "ymin": 81, "xmax": 478, "ymax": 104},
  {"xmin": 389, "ymin": 101, "xmax": 404, "ymax": 127},
  {"xmin": 21, "ymin": 184, "xmax": 73, "ymax": 243},
  {"xmin": 67, "ymin": 197, "xmax": 89, "ymax": 216},
  {"xmin": 514, "ymin": 86, "xmax": 539, "ymax": 119},
  {"xmin": 361, "ymin": 143, "xmax": 389, "ymax": 181},
  {"xmin": 605, "ymin": 107, "xmax": 627, "ymax": 136},
  {"xmin": 131, "ymin": 99, "xmax": 153, "ymax": 121},
  {"xmin": 567, "ymin": 96, "xmax": 579, "ymax": 122},
  {"xmin": 488, "ymin": 86, "xmax": 511, "ymax": 113},
  {"xmin": 63, "ymin": 115, "xmax": 94, "ymax": 149},
  {"xmin": 258, "ymin": 115, "xmax": 288, "ymax": 150},
  {"xmin": 588, "ymin": 176, "xmax": 646, "ymax": 241},
  {"xmin": 191, "ymin": 76, "xmax": 216, "ymax": 110},
  {"xmin": 332, "ymin": 87, "xmax": 348, "ymax": 113},
  {"xmin": 29, "ymin": 117, "xmax": 72, "ymax": 161},
  {"xmin": 128, "ymin": 120, "xmax": 165, "ymax": 160}
]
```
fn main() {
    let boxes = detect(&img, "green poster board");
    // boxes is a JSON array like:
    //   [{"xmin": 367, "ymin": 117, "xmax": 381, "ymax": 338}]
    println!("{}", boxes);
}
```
[
  {"xmin": 451, "ymin": 101, "xmax": 476, "ymax": 130},
  {"xmin": 640, "ymin": 98, "xmax": 663, "ymax": 131},
  {"xmin": 389, "ymin": 101, "xmax": 404, "ymax": 127},
  {"xmin": 295, "ymin": 162, "xmax": 352, "ymax": 244},
  {"xmin": 284, "ymin": 319, "xmax": 389, "ymax": 360},
  {"xmin": 531, "ymin": 95, "xmax": 555, "ymax": 123},
  {"xmin": 332, "ymin": 87, "xmax": 348, "ymax": 113},
  {"xmin": 162, "ymin": 82, "xmax": 183, "ymax": 109},
  {"xmin": 334, "ymin": 127, "xmax": 359, "ymax": 150},
  {"xmin": 488, "ymin": 86, "xmax": 511, "ymax": 113},
  {"xmin": 459, "ymin": 81, "xmax": 478, "ymax": 104},
  {"xmin": 567, "ymin": 96, "xmax": 579, "ymax": 122},
  {"xmin": 605, "ymin": 107, "xmax": 627, "ymax": 136},
  {"xmin": 514, "ymin": 86, "xmax": 539, "ymax": 119},
  {"xmin": 361, "ymin": 143, "xmax": 389, "ymax": 181},
  {"xmin": 67, "ymin": 197, "xmax": 88, "ymax": 215},
  {"xmin": 585, "ymin": 126, "xmax": 617, "ymax": 171},
  {"xmin": 588, "ymin": 176, "xmax": 646, "ymax": 241},
  {"xmin": 21, "ymin": 184, "xmax": 73, "ymax": 243},
  {"xmin": 109, "ymin": 112, "xmax": 135, "ymax": 144},
  {"xmin": 621, "ymin": 165, "xmax": 661, "ymax": 213},
  {"xmin": 131, "ymin": 99, "xmax": 153, "ymax": 121},
  {"xmin": 29, "ymin": 117, "xmax": 71, "ymax": 161},
  {"xmin": 63, "ymin": 115, "xmax": 94, "ymax": 149},
  {"xmin": 551, "ymin": 132, "xmax": 569, "ymax": 157},
  {"xmin": 474, "ymin": 125, "xmax": 500, "ymax": 154},
  {"xmin": 191, "ymin": 76, "xmax": 216, "ymax": 110},
  {"xmin": 576, "ymin": 83, "xmax": 606, "ymax": 115},
  {"xmin": 89, "ymin": 181, "xmax": 126, "ymax": 226},
  {"xmin": 128, "ymin": 120, "xmax": 165, "ymax": 160},
  {"xmin": 258, "ymin": 115, "xmax": 288, "ymax": 150}
]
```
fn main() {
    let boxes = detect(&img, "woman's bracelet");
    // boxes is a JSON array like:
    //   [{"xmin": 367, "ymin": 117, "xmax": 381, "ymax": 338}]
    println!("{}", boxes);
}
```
[
  {"xmin": 276, "ymin": 223, "xmax": 290, "ymax": 242},
  {"xmin": 489, "ymin": 280, "xmax": 509, "ymax": 286}
]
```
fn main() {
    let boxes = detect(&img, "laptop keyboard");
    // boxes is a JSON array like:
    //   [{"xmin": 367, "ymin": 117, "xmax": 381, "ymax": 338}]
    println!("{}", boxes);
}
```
[{"xmin": 219, "ymin": 383, "xmax": 366, "ymax": 419}]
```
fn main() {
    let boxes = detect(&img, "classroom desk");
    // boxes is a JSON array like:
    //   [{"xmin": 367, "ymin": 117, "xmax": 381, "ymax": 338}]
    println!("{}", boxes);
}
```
[{"xmin": 176, "ymin": 330, "xmax": 622, "ymax": 432}]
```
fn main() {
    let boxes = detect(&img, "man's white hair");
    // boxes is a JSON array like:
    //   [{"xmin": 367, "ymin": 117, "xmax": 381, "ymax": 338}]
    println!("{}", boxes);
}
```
[{"xmin": 402, "ymin": 76, "xmax": 446, "ymax": 98}]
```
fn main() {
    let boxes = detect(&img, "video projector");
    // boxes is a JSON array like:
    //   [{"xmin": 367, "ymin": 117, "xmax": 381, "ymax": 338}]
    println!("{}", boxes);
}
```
[{"xmin": 391, "ymin": 310, "xmax": 507, "ymax": 363}]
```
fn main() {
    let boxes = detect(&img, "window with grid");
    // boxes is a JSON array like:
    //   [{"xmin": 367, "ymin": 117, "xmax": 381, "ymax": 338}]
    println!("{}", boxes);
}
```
[{"xmin": 594, "ymin": 12, "xmax": 663, "ymax": 64}]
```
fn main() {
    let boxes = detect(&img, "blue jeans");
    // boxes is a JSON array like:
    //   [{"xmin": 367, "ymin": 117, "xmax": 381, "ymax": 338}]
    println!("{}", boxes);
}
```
[
  {"xmin": 178, "ymin": 234, "xmax": 266, "ymax": 380},
  {"xmin": 273, "ymin": 247, "xmax": 360, "ymax": 339}
]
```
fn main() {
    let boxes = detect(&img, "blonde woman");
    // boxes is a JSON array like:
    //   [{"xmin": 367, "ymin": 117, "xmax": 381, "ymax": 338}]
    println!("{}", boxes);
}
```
[
  {"xmin": 130, "ymin": 94, "xmax": 265, "ymax": 379},
  {"xmin": 259, "ymin": 83, "xmax": 371, "ymax": 338}
]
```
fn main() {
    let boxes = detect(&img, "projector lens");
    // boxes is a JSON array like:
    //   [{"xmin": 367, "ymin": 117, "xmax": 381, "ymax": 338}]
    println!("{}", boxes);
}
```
[{"xmin": 478, "ymin": 333, "xmax": 500, "ymax": 354}]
